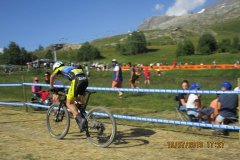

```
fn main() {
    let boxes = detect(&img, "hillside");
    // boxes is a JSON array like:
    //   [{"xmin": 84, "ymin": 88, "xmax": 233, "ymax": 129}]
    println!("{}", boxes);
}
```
[
  {"xmin": 34, "ymin": 19, "xmax": 240, "ymax": 65},
  {"xmin": 138, "ymin": 0, "xmax": 240, "ymax": 31}
]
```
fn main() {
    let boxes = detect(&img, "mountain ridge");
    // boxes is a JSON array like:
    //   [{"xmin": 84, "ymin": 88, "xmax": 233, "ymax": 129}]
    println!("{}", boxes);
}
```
[{"xmin": 138, "ymin": 0, "xmax": 240, "ymax": 31}]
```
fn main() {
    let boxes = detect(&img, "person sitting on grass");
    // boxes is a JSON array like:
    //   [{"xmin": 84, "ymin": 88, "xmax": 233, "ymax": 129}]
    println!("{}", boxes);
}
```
[
  {"xmin": 176, "ymin": 80, "xmax": 189, "ymax": 111},
  {"xmin": 213, "ymin": 82, "xmax": 238, "ymax": 136},
  {"xmin": 185, "ymin": 83, "xmax": 215, "ymax": 122},
  {"xmin": 44, "ymin": 72, "xmax": 51, "ymax": 84},
  {"xmin": 32, "ymin": 77, "xmax": 42, "ymax": 98},
  {"xmin": 185, "ymin": 83, "xmax": 201, "ymax": 121}
]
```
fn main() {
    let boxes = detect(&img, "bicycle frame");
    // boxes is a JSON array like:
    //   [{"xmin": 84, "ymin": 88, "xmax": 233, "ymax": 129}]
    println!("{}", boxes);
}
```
[{"xmin": 55, "ymin": 90, "xmax": 95, "ymax": 111}]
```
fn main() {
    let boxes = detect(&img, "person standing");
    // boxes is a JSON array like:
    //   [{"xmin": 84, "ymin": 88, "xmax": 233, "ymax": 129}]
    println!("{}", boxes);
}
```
[
  {"xmin": 84, "ymin": 64, "xmax": 90, "ymax": 78},
  {"xmin": 128, "ymin": 62, "xmax": 137, "ymax": 88},
  {"xmin": 112, "ymin": 59, "xmax": 123, "ymax": 98},
  {"xmin": 143, "ymin": 66, "xmax": 150, "ymax": 85}
]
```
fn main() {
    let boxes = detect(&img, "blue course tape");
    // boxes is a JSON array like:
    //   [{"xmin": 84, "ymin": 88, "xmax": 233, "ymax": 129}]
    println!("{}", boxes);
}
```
[
  {"xmin": 1, "ymin": 101, "xmax": 240, "ymax": 130},
  {"xmin": 0, "ymin": 102, "xmax": 24, "ymax": 106},
  {"xmin": 22, "ymin": 83, "xmax": 68, "ymax": 89},
  {"xmin": 92, "ymin": 112, "xmax": 240, "ymax": 130},
  {"xmin": 0, "ymin": 83, "xmax": 22, "ymax": 87},
  {"xmin": 0, "ymin": 83, "xmax": 240, "ymax": 94},
  {"xmin": 25, "ymin": 103, "xmax": 50, "ymax": 109},
  {"xmin": 87, "ymin": 87, "xmax": 240, "ymax": 94},
  {"xmin": 1, "ymin": 82, "xmax": 240, "ymax": 130}
]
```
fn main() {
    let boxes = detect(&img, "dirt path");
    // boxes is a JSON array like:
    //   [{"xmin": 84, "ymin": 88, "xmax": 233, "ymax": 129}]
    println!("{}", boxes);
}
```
[{"xmin": 0, "ymin": 106, "xmax": 239, "ymax": 160}]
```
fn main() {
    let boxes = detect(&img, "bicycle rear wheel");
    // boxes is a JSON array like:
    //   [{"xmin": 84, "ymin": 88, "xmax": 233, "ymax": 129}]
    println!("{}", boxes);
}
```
[
  {"xmin": 46, "ymin": 104, "xmax": 70, "ymax": 139},
  {"xmin": 86, "ymin": 107, "xmax": 116, "ymax": 148}
]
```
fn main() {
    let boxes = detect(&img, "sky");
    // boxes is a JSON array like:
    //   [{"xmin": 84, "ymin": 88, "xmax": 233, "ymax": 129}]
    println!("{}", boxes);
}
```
[{"xmin": 0, "ymin": 0, "xmax": 217, "ymax": 51}]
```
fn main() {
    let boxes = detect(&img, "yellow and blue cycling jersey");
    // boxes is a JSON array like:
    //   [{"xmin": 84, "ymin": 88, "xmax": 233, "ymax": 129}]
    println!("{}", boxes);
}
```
[
  {"xmin": 53, "ymin": 66, "xmax": 85, "ymax": 81},
  {"xmin": 54, "ymin": 66, "xmax": 88, "ymax": 100}
]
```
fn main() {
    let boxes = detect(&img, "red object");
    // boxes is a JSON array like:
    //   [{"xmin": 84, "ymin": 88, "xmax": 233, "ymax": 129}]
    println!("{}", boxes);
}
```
[
  {"xmin": 172, "ymin": 60, "xmax": 177, "ymax": 67},
  {"xmin": 39, "ymin": 91, "xmax": 49, "ymax": 101}
]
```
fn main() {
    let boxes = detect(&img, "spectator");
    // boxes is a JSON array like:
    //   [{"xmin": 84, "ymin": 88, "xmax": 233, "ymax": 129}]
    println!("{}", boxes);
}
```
[
  {"xmin": 135, "ymin": 65, "xmax": 142, "ymax": 86},
  {"xmin": 213, "ymin": 82, "xmax": 238, "ymax": 135},
  {"xmin": 157, "ymin": 69, "xmax": 161, "ymax": 76},
  {"xmin": 212, "ymin": 60, "xmax": 216, "ymax": 68},
  {"xmin": 186, "ymin": 83, "xmax": 201, "ymax": 118},
  {"xmin": 172, "ymin": 60, "xmax": 177, "ymax": 68},
  {"xmin": 177, "ymin": 80, "xmax": 189, "ymax": 110},
  {"xmin": 112, "ymin": 59, "xmax": 123, "ymax": 98},
  {"xmin": 129, "ymin": 62, "xmax": 137, "ymax": 88},
  {"xmin": 234, "ymin": 62, "xmax": 238, "ymax": 69},
  {"xmin": 143, "ymin": 66, "xmax": 150, "ymax": 85},
  {"xmin": 44, "ymin": 72, "xmax": 50, "ymax": 84},
  {"xmin": 209, "ymin": 96, "xmax": 219, "ymax": 121},
  {"xmin": 84, "ymin": 64, "xmax": 90, "ymax": 78},
  {"xmin": 234, "ymin": 86, "xmax": 239, "ymax": 91},
  {"xmin": 32, "ymin": 77, "xmax": 42, "ymax": 97}
]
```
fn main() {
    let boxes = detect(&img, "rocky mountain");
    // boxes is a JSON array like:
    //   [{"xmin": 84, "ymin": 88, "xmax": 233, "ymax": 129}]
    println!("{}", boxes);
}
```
[{"xmin": 139, "ymin": 0, "xmax": 240, "ymax": 30}]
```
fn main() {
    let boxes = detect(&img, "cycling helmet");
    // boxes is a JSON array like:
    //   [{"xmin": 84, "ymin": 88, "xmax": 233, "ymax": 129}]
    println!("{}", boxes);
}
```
[
  {"xmin": 220, "ymin": 82, "xmax": 232, "ymax": 90},
  {"xmin": 53, "ymin": 61, "xmax": 64, "ymax": 71},
  {"xmin": 190, "ymin": 83, "xmax": 201, "ymax": 90}
]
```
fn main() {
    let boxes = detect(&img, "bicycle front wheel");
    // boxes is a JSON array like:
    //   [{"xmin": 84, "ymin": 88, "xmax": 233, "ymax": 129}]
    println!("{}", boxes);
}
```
[
  {"xmin": 46, "ymin": 104, "xmax": 70, "ymax": 139},
  {"xmin": 86, "ymin": 107, "xmax": 116, "ymax": 148}
]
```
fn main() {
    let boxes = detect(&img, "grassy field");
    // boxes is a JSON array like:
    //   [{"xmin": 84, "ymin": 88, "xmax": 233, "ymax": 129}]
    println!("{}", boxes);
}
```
[{"xmin": 0, "ymin": 69, "xmax": 239, "ymax": 118}]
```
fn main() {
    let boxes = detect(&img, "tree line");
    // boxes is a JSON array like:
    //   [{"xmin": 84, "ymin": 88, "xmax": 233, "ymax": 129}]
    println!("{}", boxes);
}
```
[
  {"xmin": 0, "ymin": 42, "xmax": 37, "ymax": 65},
  {"xmin": 176, "ymin": 33, "xmax": 240, "ymax": 57},
  {"xmin": 0, "ymin": 41, "xmax": 103, "ymax": 65},
  {"xmin": 1, "ymin": 32, "xmax": 239, "ymax": 65}
]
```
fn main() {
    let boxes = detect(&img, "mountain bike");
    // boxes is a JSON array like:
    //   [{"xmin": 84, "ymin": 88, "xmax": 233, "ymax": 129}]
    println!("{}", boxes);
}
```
[{"xmin": 46, "ymin": 90, "xmax": 116, "ymax": 148}]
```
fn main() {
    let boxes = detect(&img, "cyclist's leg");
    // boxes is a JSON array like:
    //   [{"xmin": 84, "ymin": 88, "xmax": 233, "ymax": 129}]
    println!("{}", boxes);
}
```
[
  {"xmin": 68, "ymin": 78, "xmax": 88, "ymax": 131},
  {"xmin": 75, "ymin": 79, "xmax": 88, "ymax": 100},
  {"xmin": 66, "ymin": 79, "xmax": 79, "ymax": 117}
]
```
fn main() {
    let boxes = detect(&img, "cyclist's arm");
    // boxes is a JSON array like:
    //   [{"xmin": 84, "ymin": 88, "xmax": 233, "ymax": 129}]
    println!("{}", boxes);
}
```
[{"xmin": 50, "ymin": 72, "xmax": 57, "ymax": 89}]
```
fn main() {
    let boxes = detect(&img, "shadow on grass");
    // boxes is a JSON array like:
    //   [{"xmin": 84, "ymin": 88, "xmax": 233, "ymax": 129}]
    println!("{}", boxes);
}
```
[
  {"xmin": 147, "ymin": 48, "xmax": 159, "ymax": 53},
  {"xmin": 110, "ymin": 127, "xmax": 156, "ymax": 148}
]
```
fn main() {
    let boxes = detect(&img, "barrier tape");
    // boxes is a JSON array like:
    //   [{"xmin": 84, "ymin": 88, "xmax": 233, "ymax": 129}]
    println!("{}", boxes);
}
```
[
  {"xmin": 93, "ymin": 112, "xmax": 240, "ymax": 131},
  {"xmin": 0, "ymin": 102, "xmax": 24, "ymax": 106},
  {"xmin": 1, "ymin": 83, "xmax": 240, "ymax": 131},
  {"xmin": 0, "ymin": 102, "xmax": 239, "ymax": 131},
  {"xmin": 0, "ymin": 84, "xmax": 22, "ymax": 87},
  {"xmin": 0, "ymin": 83, "xmax": 240, "ymax": 94}
]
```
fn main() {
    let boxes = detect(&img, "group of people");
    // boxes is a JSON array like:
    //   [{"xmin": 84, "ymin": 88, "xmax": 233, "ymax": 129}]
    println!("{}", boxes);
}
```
[
  {"xmin": 31, "ymin": 72, "xmax": 52, "ymax": 103},
  {"xmin": 30, "ymin": 59, "xmax": 239, "ymax": 136},
  {"xmin": 178, "ymin": 80, "xmax": 238, "ymax": 135},
  {"xmin": 111, "ymin": 59, "xmax": 151, "ymax": 98}
]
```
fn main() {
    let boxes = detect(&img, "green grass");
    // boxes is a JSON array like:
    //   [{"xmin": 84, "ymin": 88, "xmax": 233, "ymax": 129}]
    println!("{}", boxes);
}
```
[{"xmin": 0, "ymin": 69, "xmax": 239, "ymax": 117}]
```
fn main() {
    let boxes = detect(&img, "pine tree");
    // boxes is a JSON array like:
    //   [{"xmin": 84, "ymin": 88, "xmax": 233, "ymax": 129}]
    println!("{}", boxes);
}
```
[{"xmin": 197, "ymin": 33, "xmax": 217, "ymax": 54}]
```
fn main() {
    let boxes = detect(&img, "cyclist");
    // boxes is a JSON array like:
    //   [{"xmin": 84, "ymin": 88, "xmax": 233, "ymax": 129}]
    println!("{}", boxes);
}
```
[{"xmin": 50, "ymin": 61, "xmax": 88, "ymax": 132}]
